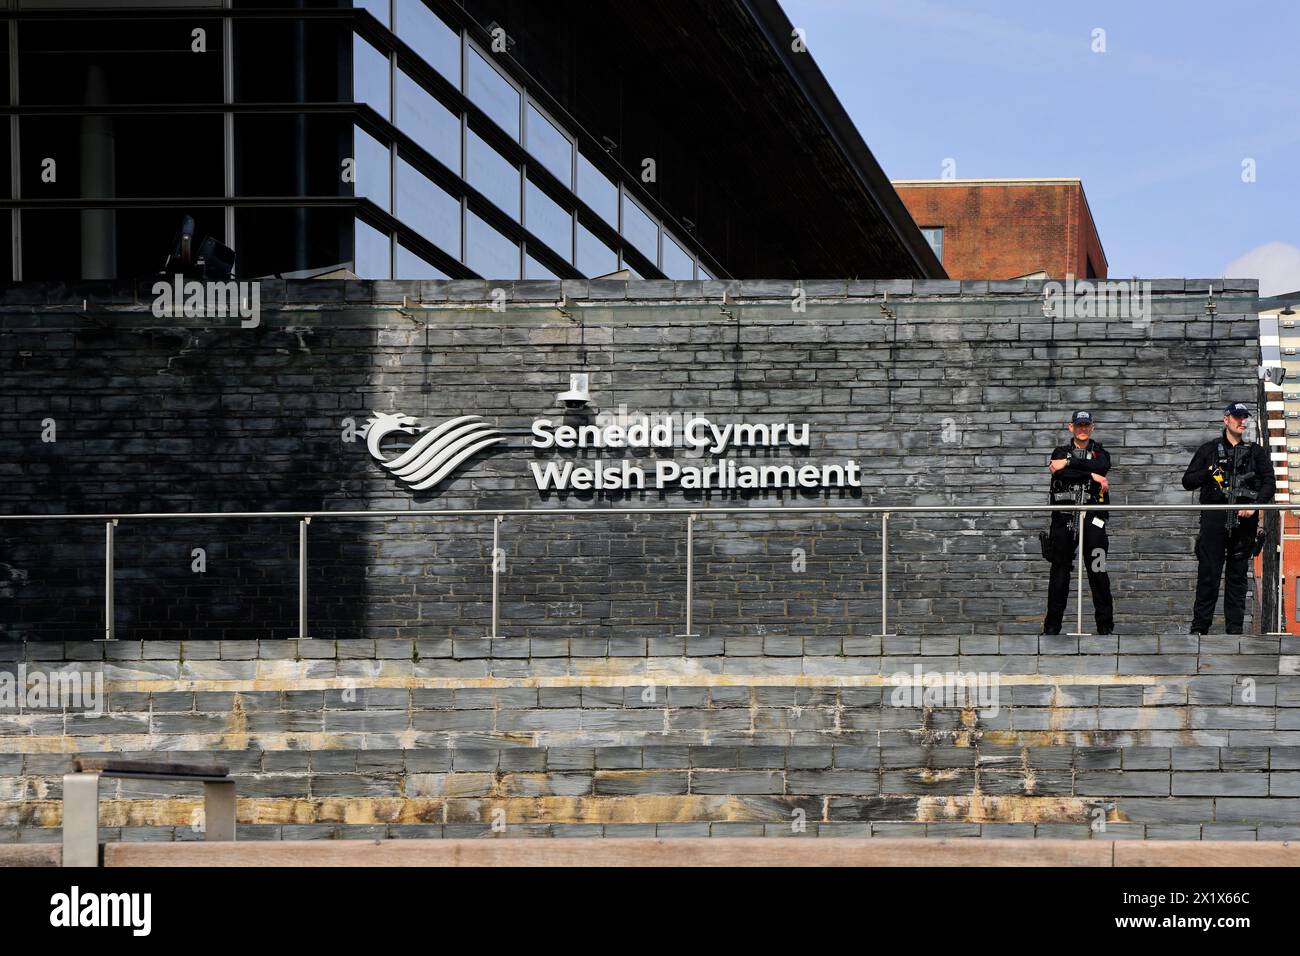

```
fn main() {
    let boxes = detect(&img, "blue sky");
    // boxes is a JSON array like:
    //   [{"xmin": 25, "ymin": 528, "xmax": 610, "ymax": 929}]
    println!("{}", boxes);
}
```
[{"xmin": 781, "ymin": 0, "xmax": 1300, "ymax": 293}]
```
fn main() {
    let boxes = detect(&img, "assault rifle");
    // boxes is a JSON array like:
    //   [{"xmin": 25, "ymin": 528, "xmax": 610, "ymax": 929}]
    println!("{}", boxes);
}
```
[
  {"xmin": 1222, "ymin": 443, "xmax": 1259, "ymax": 535},
  {"xmin": 1066, "ymin": 444, "xmax": 1093, "ymax": 540},
  {"xmin": 1067, "ymin": 479, "xmax": 1088, "ymax": 542}
]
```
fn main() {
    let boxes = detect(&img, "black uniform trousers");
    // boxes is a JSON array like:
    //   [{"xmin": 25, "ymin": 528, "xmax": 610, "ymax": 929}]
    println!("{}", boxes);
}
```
[
  {"xmin": 1043, "ymin": 513, "xmax": 1113, "ymax": 634},
  {"xmin": 1191, "ymin": 512, "xmax": 1257, "ymax": 634}
]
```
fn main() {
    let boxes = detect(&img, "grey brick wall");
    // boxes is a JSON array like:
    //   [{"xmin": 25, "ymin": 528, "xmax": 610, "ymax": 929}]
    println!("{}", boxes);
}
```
[
  {"xmin": 2, "ymin": 278, "xmax": 1293, "ymax": 842},
  {"xmin": 1, "ymin": 638, "xmax": 1297, "ymax": 841},
  {"xmin": 0, "ymin": 278, "xmax": 1264, "ymax": 640}
]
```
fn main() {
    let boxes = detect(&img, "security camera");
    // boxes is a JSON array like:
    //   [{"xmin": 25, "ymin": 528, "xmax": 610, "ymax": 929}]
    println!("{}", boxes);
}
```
[
  {"xmin": 1259, "ymin": 364, "xmax": 1287, "ymax": 385},
  {"xmin": 557, "ymin": 372, "xmax": 591, "ymax": 409}
]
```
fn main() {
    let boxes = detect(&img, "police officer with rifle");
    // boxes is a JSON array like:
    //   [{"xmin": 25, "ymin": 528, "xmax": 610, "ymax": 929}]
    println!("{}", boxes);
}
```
[
  {"xmin": 1042, "ymin": 411, "xmax": 1114, "ymax": 635},
  {"xmin": 1182, "ymin": 402, "xmax": 1276, "ymax": 634}
]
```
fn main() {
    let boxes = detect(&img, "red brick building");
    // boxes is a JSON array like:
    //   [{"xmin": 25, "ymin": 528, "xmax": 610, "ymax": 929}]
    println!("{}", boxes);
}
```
[{"xmin": 892, "ymin": 178, "xmax": 1107, "ymax": 280}]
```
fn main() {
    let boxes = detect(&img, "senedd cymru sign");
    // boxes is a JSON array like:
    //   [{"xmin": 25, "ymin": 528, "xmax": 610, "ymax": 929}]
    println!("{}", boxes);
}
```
[{"xmin": 361, "ymin": 409, "xmax": 862, "ymax": 494}]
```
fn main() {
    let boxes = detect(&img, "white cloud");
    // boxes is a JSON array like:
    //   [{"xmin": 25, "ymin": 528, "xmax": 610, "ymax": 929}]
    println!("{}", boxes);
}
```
[{"xmin": 1223, "ymin": 242, "xmax": 1300, "ymax": 297}]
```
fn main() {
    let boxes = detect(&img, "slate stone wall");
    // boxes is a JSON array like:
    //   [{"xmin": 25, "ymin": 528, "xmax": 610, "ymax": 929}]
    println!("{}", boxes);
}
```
[
  {"xmin": 0, "ymin": 278, "xmax": 1266, "ymax": 641},
  {"xmin": 4, "ymin": 279, "xmax": 1297, "ymax": 843},
  {"xmin": 1, "ymin": 636, "xmax": 1298, "ymax": 842}
]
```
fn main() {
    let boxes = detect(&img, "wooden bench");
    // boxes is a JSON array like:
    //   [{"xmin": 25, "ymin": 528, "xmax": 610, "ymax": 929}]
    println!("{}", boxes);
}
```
[{"xmin": 63, "ymin": 758, "xmax": 236, "ymax": 867}]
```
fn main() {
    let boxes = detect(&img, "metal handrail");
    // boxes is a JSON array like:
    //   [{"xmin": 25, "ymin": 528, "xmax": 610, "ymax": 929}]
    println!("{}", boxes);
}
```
[
  {"xmin": 1, "ymin": 502, "xmax": 1286, "ymax": 641},
  {"xmin": 0, "ymin": 503, "xmax": 1292, "ymax": 519}
]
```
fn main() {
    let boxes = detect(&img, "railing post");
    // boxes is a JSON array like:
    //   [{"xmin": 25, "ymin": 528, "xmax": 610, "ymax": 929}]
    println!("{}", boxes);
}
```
[
  {"xmin": 61, "ymin": 772, "xmax": 101, "ymax": 867},
  {"xmin": 100, "ymin": 519, "xmax": 117, "ymax": 641},
  {"xmin": 202, "ymin": 780, "xmax": 237, "ymax": 843},
  {"xmin": 491, "ymin": 515, "xmax": 502, "ymax": 639},
  {"xmin": 1269, "ymin": 526, "xmax": 1287, "ymax": 635},
  {"xmin": 1280, "ymin": 573, "xmax": 1286, "ymax": 634},
  {"xmin": 1069, "ymin": 507, "xmax": 1090, "ymax": 637},
  {"xmin": 678, "ymin": 513, "xmax": 699, "ymax": 638},
  {"xmin": 875, "ymin": 511, "xmax": 895, "ymax": 638},
  {"xmin": 298, "ymin": 517, "xmax": 310, "ymax": 640}
]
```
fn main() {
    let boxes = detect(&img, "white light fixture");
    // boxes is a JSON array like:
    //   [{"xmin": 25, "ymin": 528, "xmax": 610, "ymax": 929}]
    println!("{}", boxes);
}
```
[{"xmin": 558, "ymin": 372, "xmax": 591, "ymax": 409}]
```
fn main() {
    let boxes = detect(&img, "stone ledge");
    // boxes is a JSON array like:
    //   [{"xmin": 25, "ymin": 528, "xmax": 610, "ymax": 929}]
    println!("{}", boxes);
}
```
[
  {"xmin": 0, "ymin": 278, "xmax": 1262, "ymax": 317},
  {"xmin": 93, "ymin": 836, "xmax": 1297, "ymax": 867}
]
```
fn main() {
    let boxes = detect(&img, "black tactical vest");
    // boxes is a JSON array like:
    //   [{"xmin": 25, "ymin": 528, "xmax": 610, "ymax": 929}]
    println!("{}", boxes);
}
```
[
  {"xmin": 1050, "ymin": 439, "xmax": 1107, "ymax": 506},
  {"xmin": 1209, "ymin": 440, "xmax": 1260, "ymax": 505}
]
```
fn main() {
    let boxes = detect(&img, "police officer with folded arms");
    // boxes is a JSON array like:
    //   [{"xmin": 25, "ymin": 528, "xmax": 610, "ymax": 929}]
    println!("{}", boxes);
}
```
[
  {"xmin": 1042, "ymin": 411, "xmax": 1114, "ymax": 635},
  {"xmin": 1182, "ymin": 402, "xmax": 1275, "ymax": 634}
]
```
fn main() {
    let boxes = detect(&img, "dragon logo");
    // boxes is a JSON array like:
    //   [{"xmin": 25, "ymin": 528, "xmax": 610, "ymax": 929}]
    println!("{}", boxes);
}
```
[{"xmin": 361, "ymin": 412, "xmax": 506, "ymax": 492}]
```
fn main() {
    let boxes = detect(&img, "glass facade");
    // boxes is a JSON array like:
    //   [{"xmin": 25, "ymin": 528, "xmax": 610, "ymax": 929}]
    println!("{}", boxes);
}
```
[
  {"xmin": 524, "ymin": 180, "xmax": 572, "ymax": 263},
  {"xmin": 354, "ymin": 125, "xmax": 392, "ymax": 212},
  {"xmin": 397, "ymin": 241, "xmax": 448, "ymax": 279},
  {"xmin": 525, "ymin": 104, "xmax": 572, "ymax": 186},
  {"xmin": 466, "ymin": 210, "xmax": 519, "ymax": 279},
  {"xmin": 353, "ymin": 33, "xmax": 391, "ymax": 120},
  {"xmin": 621, "ymin": 194, "xmax": 658, "ymax": 265},
  {"xmin": 466, "ymin": 128, "xmax": 520, "ymax": 221},
  {"xmin": 394, "ymin": 0, "xmax": 459, "ymax": 84},
  {"xmin": 467, "ymin": 46, "xmax": 519, "ymax": 139},
  {"xmin": 354, "ymin": 216, "xmax": 392, "ymax": 279},
  {"xmin": 576, "ymin": 152, "xmax": 618, "ymax": 229},
  {"xmin": 662, "ymin": 232, "xmax": 694, "ymax": 280},
  {"xmin": 395, "ymin": 157, "xmax": 461, "ymax": 258},
  {"xmin": 5, "ymin": 0, "xmax": 717, "ymax": 282},
  {"xmin": 576, "ymin": 222, "xmax": 617, "ymax": 278},
  {"xmin": 395, "ymin": 68, "xmax": 460, "ymax": 174}
]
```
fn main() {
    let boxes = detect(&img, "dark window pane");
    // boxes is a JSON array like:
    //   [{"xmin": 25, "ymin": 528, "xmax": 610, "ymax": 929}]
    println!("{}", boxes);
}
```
[
  {"xmin": 0, "ymin": 218, "xmax": 8, "ymax": 284},
  {"xmin": 235, "ymin": 206, "xmax": 351, "ymax": 278},
  {"xmin": 576, "ymin": 222, "xmax": 616, "ymax": 278},
  {"xmin": 395, "ymin": 68, "xmax": 460, "ymax": 174},
  {"xmin": 0, "ymin": 150, "xmax": 7, "ymax": 282},
  {"xmin": 394, "ymin": 0, "xmax": 459, "ymax": 85},
  {"xmin": 524, "ymin": 179, "xmax": 571, "ymax": 262},
  {"xmin": 354, "ymin": 217, "xmax": 391, "ymax": 278},
  {"xmin": 467, "ymin": 46, "xmax": 518, "ymax": 139},
  {"xmin": 621, "ymin": 194, "xmax": 657, "ymax": 264},
  {"xmin": 21, "ymin": 114, "xmax": 223, "ymax": 199},
  {"xmin": 395, "ymin": 157, "xmax": 460, "ymax": 258},
  {"xmin": 466, "ymin": 211, "xmax": 518, "ymax": 278},
  {"xmin": 0, "ymin": 31, "xmax": 7, "ymax": 215},
  {"xmin": 525, "ymin": 104, "xmax": 571, "ymax": 186},
  {"xmin": 23, "ymin": 206, "xmax": 226, "ymax": 281},
  {"xmin": 19, "ymin": 18, "xmax": 222, "ymax": 105},
  {"xmin": 354, "ymin": 125, "xmax": 391, "ymax": 211},
  {"xmin": 234, "ymin": 113, "xmax": 350, "ymax": 197},
  {"xmin": 396, "ymin": 242, "xmax": 447, "ymax": 279},
  {"xmin": 353, "ymin": 32, "xmax": 391, "ymax": 119},
  {"xmin": 466, "ymin": 128, "xmax": 519, "ymax": 220},
  {"xmin": 576, "ymin": 152, "xmax": 617, "ymax": 227},
  {"xmin": 234, "ymin": 18, "xmax": 348, "ymax": 104}
]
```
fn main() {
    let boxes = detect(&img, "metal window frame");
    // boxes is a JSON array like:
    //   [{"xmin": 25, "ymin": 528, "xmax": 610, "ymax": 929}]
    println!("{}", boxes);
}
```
[
  {"xmin": 8, "ymin": 13, "xmax": 20, "ymax": 280},
  {"xmin": 408, "ymin": 0, "xmax": 725, "ymax": 279},
  {"xmin": 3, "ymin": 3, "xmax": 682, "ymax": 282},
  {"xmin": 464, "ymin": 35, "xmax": 521, "ymax": 143},
  {"xmin": 522, "ymin": 96, "xmax": 573, "ymax": 191}
]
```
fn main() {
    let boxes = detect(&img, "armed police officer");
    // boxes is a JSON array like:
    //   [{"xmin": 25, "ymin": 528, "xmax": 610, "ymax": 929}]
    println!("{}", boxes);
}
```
[
  {"xmin": 1042, "ymin": 411, "xmax": 1114, "ymax": 635},
  {"xmin": 1182, "ymin": 402, "xmax": 1275, "ymax": 634}
]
